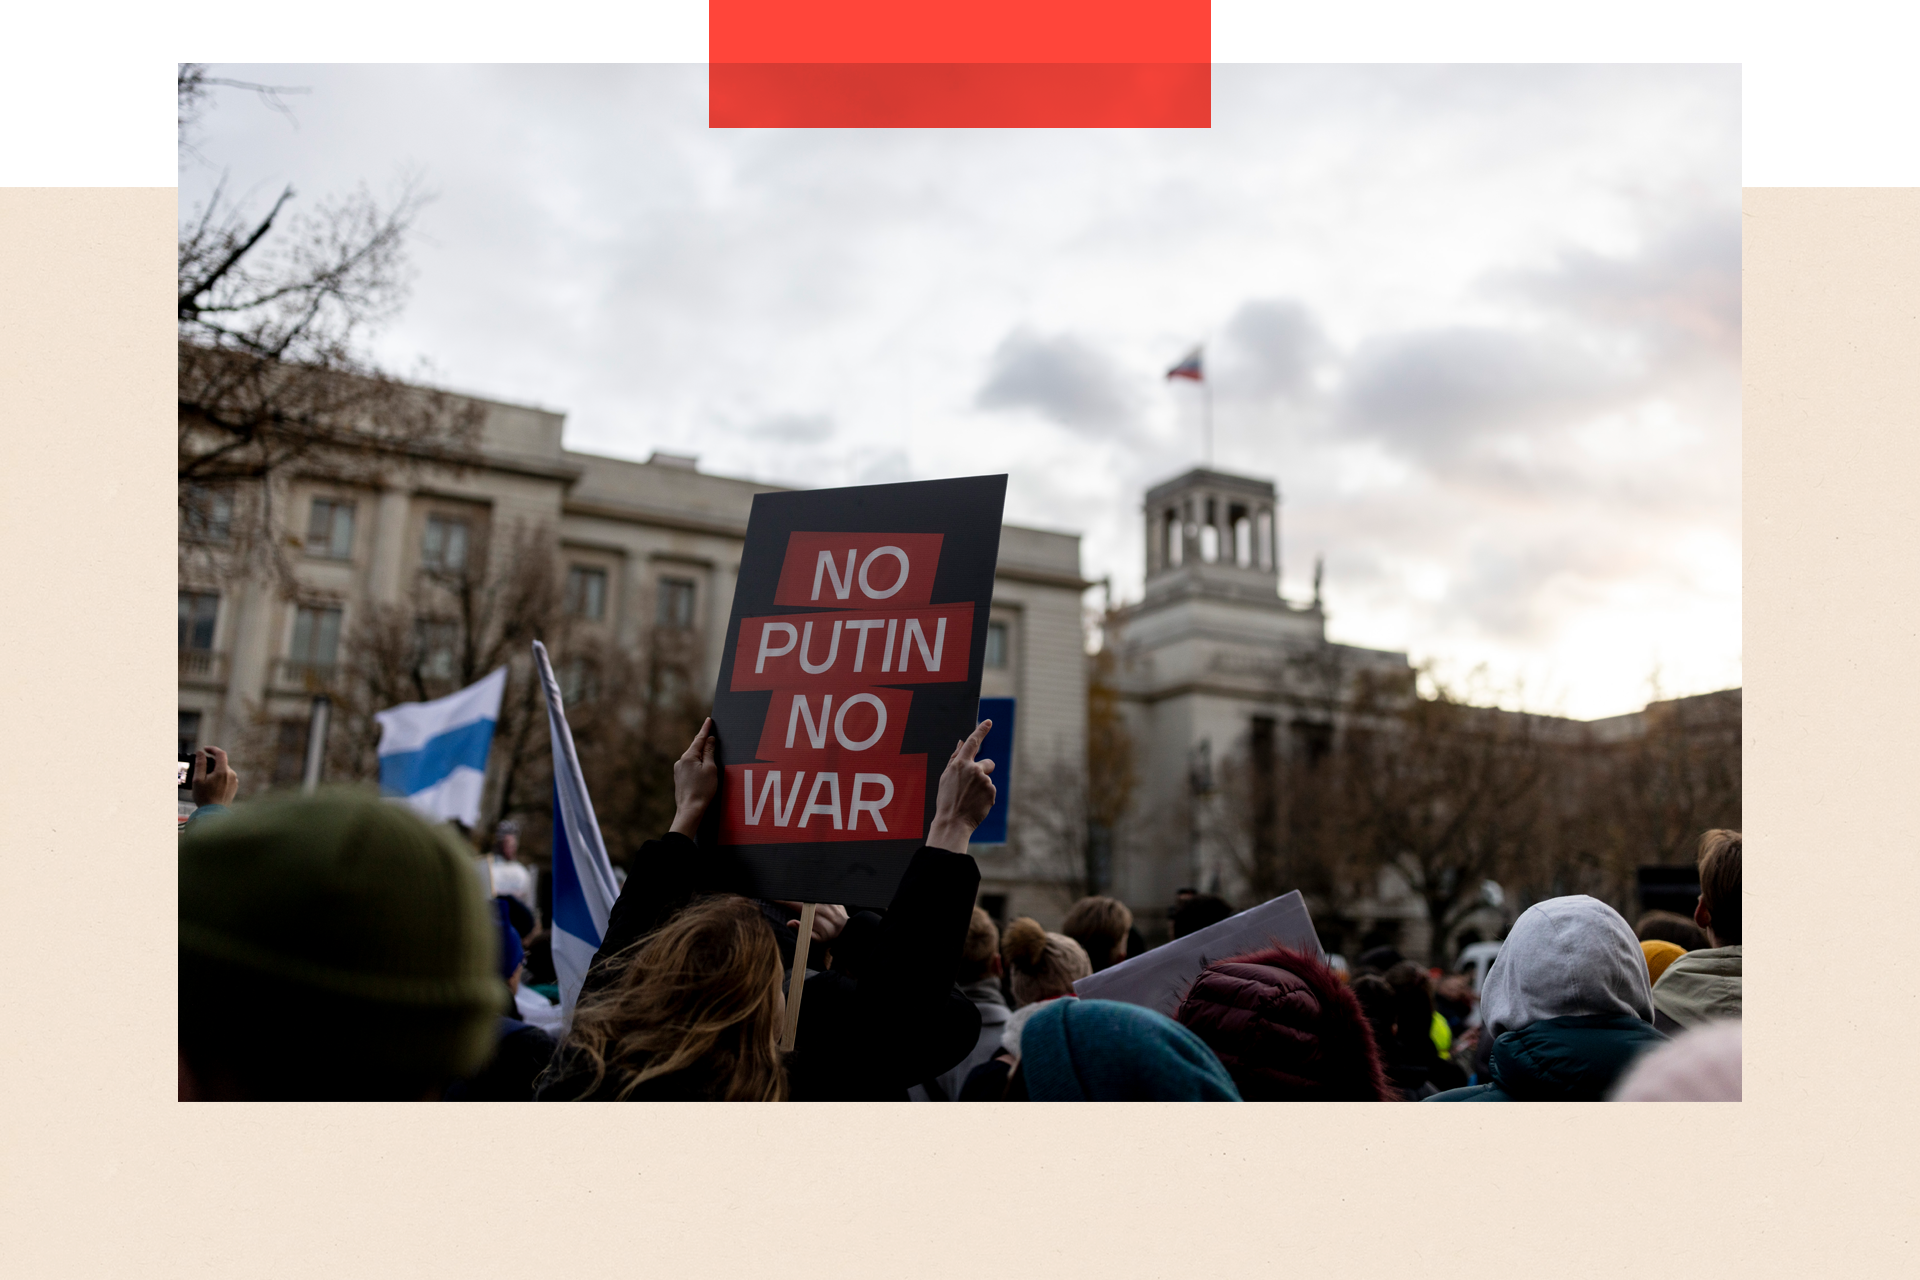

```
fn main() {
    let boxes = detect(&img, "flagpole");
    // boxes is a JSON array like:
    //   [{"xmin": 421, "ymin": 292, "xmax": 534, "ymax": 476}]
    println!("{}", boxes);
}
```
[{"xmin": 1203, "ymin": 380, "xmax": 1213, "ymax": 468}]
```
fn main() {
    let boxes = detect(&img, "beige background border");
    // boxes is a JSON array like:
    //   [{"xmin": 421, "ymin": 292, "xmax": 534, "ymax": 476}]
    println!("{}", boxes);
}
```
[{"xmin": 0, "ymin": 184, "xmax": 1910, "ymax": 1276}]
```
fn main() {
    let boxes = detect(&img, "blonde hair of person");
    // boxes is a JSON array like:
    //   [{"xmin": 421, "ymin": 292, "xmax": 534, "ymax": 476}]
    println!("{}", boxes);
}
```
[
  {"xmin": 1001, "ymin": 916, "xmax": 1092, "ymax": 1008},
  {"xmin": 1062, "ymin": 895, "xmax": 1134, "ymax": 966},
  {"xmin": 559, "ymin": 894, "xmax": 788, "ymax": 1101}
]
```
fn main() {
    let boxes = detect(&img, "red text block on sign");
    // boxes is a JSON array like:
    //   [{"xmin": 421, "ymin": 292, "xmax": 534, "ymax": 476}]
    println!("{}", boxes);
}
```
[
  {"xmin": 775, "ymin": 532, "xmax": 944, "ymax": 609},
  {"xmin": 752, "ymin": 686, "xmax": 914, "ymax": 762},
  {"xmin": 731, "ymin": 603, "xmax": 975, "ymax": 690},
  {"xmin": 719, "ymin": 760, "xmax": 927, "ymax": 845}
]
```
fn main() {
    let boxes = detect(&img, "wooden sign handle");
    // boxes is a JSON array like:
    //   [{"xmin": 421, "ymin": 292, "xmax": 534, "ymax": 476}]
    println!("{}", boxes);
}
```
[{"xmin": 779, "ymin": 902, "xmax": 817, "ymax": 1053}]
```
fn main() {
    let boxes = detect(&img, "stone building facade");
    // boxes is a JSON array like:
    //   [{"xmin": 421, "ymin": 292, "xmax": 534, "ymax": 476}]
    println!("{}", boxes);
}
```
[
  {"xmin": 1103, "ymin": 465, "xmax": 1741, "ymax": 961},
  {"xmin": 179, "ymin": 390, "xmax": 1092, "ymax": 916},
  {"xmin": 1105, "ymin": 467, "xmax": 1418, "ymax": 942}
]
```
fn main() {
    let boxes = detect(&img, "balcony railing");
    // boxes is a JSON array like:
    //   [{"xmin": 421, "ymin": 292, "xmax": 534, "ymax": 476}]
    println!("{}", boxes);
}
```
[
  {"xmin": 273, "ymin": 658, "xmax": 341, "ymax": 692},
  {"xmin": 178, "ymin": 648, "xmax": 229, "ymax": 685}
]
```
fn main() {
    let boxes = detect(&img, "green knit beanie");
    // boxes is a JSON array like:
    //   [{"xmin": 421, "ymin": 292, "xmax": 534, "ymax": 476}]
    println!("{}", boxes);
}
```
[{"xmin": 179, "ymin": 789, "xmax": 504, "ymax": 1093}]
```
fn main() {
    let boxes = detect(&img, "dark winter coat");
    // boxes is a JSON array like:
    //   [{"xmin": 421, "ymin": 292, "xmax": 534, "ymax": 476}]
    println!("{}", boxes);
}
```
[
  {"xmin": 541, "ymin": 831, "xmax": 981, "ymax": 1101},
  {"xmin": 1427, "ymin": 1014, "xmax": 1667, "ymax": 1101},
  {"xmin": 1175, "ymin": 945, "xmax": 1396, "ymax": 1101},
  {"xmin": 445, "ymin": 1017, "xmax": 556, "ymax": 1101}
]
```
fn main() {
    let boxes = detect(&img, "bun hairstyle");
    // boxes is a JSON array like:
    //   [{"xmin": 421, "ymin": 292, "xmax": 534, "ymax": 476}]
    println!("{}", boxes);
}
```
[
  {"xmin": 1001, "ymin": 916, "xmax": 1093, "ymax": 1008},
  {"xmin": 1001, "ymin": 916, "xmax": 1050, "ymax": 970}
]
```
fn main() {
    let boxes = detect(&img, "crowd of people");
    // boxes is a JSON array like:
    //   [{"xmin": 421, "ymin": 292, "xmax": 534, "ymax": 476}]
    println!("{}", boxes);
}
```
[{"xmin": 177, "ymin": 723, "xmax": 1742, "ymax": 1102}]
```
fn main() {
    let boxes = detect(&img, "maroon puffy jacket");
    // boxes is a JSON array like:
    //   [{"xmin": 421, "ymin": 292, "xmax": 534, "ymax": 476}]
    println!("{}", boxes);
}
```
[{"xmin": 1175, "ymin": 945, "xmax": 1396, "ymax": 1101}]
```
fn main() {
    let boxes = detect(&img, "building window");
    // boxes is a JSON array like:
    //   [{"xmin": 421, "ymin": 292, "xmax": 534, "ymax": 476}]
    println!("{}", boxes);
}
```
[
  {"xmin": 566, "ymin": 566, "xmax": 608, "ymax": 620},
  {"xmin": 415, "ymin": 620, "xmax": 459, "ymax": 681},
  {"xmin": 422, "ymin": 515, "xmax": 470, "ymax": 574},
  {"xmin": 657, "ymin": 577, "xmax": 696, "ymax": 630},
  {"xmin": 179, "ymin": 710, "xmax": 202, "ymax": 762},
  {"xmin": 1291, "ymin": 719, "xmax": 1333, "ymax": 766},
  {"xmin": 652, "ymin": 664, "xmax": 690, "ymax": 708},
  {"xmin": 273, "ymin": 719, "xmax": 309, "ymax": 786},
  {"xmin": 560, "ymin": 657, "xmax": 600, "ymax": 706},
  {"xmin": 178, "ymin": 591, "xmax": 219, "ymax": 651},
  {"xmin": 307, "ymin": 498, "xmax": 356, "ymax": 560},
  {"xmin": 290, "ymin": 605, "xmax": 343, "ymax": 667},
  {"xmin": 181, "ymin": 486, "xmax": 233, "ymax": 542},
  {"xmin": 985, "ymin": 620, "xmax": 1010, "ymax": 669}
]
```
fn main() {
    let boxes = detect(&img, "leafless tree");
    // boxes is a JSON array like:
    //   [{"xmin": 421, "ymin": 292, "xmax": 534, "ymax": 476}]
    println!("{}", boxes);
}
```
[
  {"xmin": 227, "ymin": 513, "xmax": 705, "ymax": 866},
  {"xmin": 1009, "ymin": 631, "xmax": 1140, "ymax": 908},
  {"xmin": 1201, "ymin": 643, "xmax": 1390, "ymax": 931},
  {"xmin": 1206, "ymin": 655, "xmax": 1548, "ymax": 964},
  {"xmin": 1011, "ymin": 756, "xmax": 1093, "ymax": 909},
  {"xmin": 1517, "ymin": 686, "xmax": 1742, "ymax": 915},
  {"xmin": 1348, "ymin": 679, "xmax": 1552, "ymax": 965},
  {"xmin": 177, "ymin": 64, "xmax": 480, "ymax": 589}
]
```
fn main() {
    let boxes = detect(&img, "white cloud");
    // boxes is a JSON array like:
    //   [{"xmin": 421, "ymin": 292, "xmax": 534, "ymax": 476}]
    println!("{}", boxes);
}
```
[
  {"xmin": 975, "ymin": 329, "xmax": 1142, "ymax": 439},
  {"xmin": 180, "ymin": 63, "xmax": 1739, "ymax": 718}
]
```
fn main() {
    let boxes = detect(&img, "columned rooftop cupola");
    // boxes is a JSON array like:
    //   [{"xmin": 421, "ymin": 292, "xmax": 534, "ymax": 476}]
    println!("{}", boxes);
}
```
[{"xmin": 1141, "ymin": 468, "xmax": 1291, "ymax": 609}]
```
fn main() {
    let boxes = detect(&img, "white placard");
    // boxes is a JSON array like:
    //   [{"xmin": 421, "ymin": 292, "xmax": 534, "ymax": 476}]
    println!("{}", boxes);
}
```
[{"xmin": 1072, "ymin": 891, "xmax": 1324, "ymax": 1019}]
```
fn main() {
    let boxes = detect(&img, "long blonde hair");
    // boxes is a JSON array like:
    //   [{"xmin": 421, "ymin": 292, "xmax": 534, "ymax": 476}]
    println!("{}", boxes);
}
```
[{"xmin": 558, "ymin": 895, "xmax": 788, "ymax": 1101}]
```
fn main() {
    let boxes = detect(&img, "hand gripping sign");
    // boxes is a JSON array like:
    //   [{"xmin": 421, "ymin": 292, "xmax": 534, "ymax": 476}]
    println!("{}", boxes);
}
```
[{"xmin": 703, "ymin": 475, "xmax": 1007, "ymax": 907}]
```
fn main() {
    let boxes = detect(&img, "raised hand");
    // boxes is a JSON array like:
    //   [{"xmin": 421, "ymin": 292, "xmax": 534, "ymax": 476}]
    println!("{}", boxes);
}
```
[
  {"xmin": 927, "ymin": 718, "xmax": 996, "ymax": 854},
  {"xmin": 775, "ymin": 901, "xmax": 849, "ymax": 944},
  {"xmin": 668, "ymin": 718, "xmax": 720, "ymax": 837},
  {"xmin": 193, "ymin": 746, "xmax": 240, "ymax": 808}
]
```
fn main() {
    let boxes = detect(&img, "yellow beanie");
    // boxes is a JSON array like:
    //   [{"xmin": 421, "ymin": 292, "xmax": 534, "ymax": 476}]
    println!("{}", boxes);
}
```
[{"xmin": 1642, "ymin": 939, "xmax": 1686, "ymax": 985}]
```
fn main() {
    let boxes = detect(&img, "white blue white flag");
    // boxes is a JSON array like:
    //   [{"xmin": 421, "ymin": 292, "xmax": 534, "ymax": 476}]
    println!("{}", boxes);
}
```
[
  {"xmin": 373, "ymin": 667, "xmax": 508, "ymax": 828},
  {"xmin": 533, "ymin": 640, "xmax": 621, "ymax": 1024}
]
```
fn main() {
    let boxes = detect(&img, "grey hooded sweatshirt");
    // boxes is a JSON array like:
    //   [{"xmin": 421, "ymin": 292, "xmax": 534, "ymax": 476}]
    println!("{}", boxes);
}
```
[
  {"xmin": 1430, "ymin": 895, "xmax": 1666, "ymax": 1101},
  {"xmin": 1481, "ymin": 894, "xmax": 1655, "ymax": 1039}
]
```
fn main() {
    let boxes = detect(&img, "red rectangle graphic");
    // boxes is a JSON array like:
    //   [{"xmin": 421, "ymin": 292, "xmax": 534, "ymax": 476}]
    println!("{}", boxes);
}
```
[
  {"xmin": 710, "ymin": 0, "xmax": 1211, "ymax": 64},
  {"xmin": 752, "ymin": 685, "xmax": 914, "ymax": 761},
  {"xmin": 708, "ymin": 63, "xmax": 1211, "ymax": 130},
  {"xmin": 773, "ymin": 532, "xmax": 944, "ymax": 609},
  {"xmin": 719, "ymin": 760, "xmax": 927, "ymax": 844},
  {"xmin": 730, "ymin": 603, "xmax": 974, "ymax": 690}
]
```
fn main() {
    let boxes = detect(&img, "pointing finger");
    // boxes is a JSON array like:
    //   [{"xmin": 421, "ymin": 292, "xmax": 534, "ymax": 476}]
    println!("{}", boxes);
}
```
[{"xmin": 957, "ymin": 718, "xmax": 992, "ymax": 765}]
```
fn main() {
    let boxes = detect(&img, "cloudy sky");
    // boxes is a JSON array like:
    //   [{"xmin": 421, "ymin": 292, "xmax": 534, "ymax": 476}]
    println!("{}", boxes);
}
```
[{"xmin": 182, "ymin": 64, "xmax": 1740, "ymax": 720}]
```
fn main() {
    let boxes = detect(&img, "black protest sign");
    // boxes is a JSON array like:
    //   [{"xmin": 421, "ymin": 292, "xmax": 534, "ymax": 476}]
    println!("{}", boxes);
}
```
[{"xmin": 702, "ymin": 475, "xmax": 1007, "ymax": 906}]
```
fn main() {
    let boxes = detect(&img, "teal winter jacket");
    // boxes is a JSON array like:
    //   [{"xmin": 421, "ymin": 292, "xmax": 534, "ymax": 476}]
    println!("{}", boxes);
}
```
[{"xmin": 1428, "ymin": 1014, "xmax": 1666, "ymax": 1101}]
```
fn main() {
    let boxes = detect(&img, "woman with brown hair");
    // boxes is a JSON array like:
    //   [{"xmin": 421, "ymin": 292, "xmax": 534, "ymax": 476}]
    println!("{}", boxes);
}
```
[
  {"xmin": 1000, "ymin": 917, "xmax": 1092, "ymax": 1009},
  {"xmin": 952, "ymin": 918, "xmax": 1091, "ymax": 1100},
  {"xmin": 536, "ymin": 894, "xmax": 789, "ymax": 1100},
  {"xmin": 542, "ymin": 716, "xmax": 1000, "ymax": 1101}
]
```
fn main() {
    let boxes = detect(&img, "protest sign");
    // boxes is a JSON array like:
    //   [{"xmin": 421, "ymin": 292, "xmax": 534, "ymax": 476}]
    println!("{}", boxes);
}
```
[
  {"xmin": 705, "ymin": 475, "xmax": 1007, "ymax": 905},
  {"xmin": 1071, "ymin": 891, "xmax": 1324, "ymax": 1018}
]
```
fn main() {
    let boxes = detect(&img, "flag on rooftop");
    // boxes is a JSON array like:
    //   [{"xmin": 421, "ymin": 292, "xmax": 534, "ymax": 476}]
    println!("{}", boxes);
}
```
[
  {"xmin": 374, "ymin": 666, "xmax": 507, "ymax": 828},
  {"xmin": 1166, "ymin": 346, "xmax": 1204, "ymax": 382},
  {"xmin": 533, "ymin": 639, "xmax": 621, "ymax": 1025}
]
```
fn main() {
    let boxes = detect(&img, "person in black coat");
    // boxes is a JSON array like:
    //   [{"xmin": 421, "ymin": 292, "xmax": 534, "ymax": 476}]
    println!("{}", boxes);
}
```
[{"xmin": 540, "ymin": 717, "xmax": 997, "ymax": 1101}]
